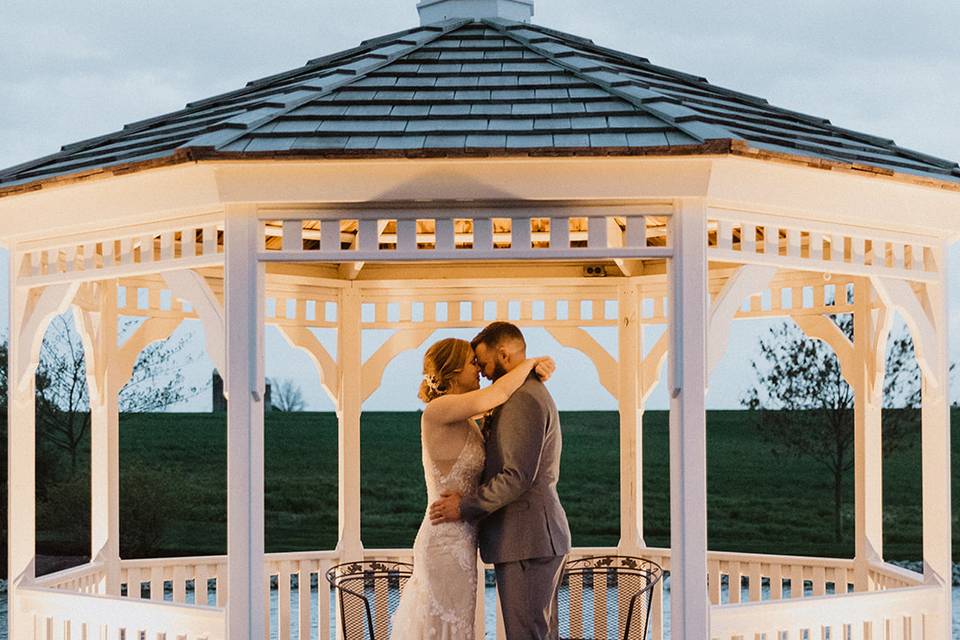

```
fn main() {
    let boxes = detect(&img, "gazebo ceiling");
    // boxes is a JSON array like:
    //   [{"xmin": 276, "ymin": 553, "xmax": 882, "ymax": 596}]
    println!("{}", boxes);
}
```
[{"xmin": 1, "ymin": 17, "xmax": 959, "ymax": 195}]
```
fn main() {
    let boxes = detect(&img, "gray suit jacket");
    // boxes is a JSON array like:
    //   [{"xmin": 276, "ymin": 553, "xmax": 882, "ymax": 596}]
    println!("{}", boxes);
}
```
[{"xmin": 460, "ymin": 373, "xmax": 572, "ymax": 564}]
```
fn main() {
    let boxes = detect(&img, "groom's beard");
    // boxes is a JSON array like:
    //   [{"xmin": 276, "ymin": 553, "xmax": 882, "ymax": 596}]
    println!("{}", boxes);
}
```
[{"xmin": 490, "ymin": 361, "xmax": 509, "ymax": 381}]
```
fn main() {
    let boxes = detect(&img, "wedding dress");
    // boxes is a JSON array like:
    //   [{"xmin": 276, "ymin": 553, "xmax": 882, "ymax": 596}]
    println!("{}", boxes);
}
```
[{"xmin": 390, "ymin": 422, "xmax": 485, "ymax": 639}]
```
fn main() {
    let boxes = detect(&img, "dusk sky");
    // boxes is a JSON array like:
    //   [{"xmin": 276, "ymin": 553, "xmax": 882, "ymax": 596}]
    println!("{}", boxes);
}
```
[{"xmin": 1, "ymin": 0, "xmax": 958, "ymax": 410}]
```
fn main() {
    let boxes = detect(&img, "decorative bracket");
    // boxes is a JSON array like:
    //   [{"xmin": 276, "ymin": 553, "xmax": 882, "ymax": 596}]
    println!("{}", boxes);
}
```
[
  {"xmin": 16, "ymin": 281, "xmax": 80, "ymax": 391},
  {"xmin": 71, "ymin": 282, "xmax": 110, "ymax": 405},
  {"xmin": 114, "ymin": 318, "xmax": 185, "ymax": 389},
  {"xmin": 793, "ymin": 315, "xmax": 856, "ymax": 385},
  {"xmin": 871, "ymin": 276, "xmax": 943, "ymax": 388},
  {"xmin": 546, "ymin": 327, "xmax": 619, "ymax": 399},
  {"xmin": 707, "ymin": 265, "xmax": 778, "ymax": 377},
  {"xmin": 361, "ymin": 329, "xmax": 435, "ymax": 404},
  {"xmin": 162, "ymin": 270, "xmax": 226, "ymax": 383},
  {"xmin": 276, "ymin": 325, "xmax": 340, "ymax": 405},
  {"xmin": 640, "ymin": 333, "xmax": 669, "ymax": 404}
]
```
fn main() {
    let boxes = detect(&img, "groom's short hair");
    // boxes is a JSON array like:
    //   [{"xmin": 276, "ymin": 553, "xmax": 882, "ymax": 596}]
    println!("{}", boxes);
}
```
[{"xmin": 472, "ymin": 322, "xmax": 526, "ymax": 351}]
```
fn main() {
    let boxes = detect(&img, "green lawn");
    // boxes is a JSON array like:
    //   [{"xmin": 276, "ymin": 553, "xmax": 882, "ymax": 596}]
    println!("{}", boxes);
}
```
[{"xmin": 30, "ymin": 409, "xmax": 959, "ymax": 562}]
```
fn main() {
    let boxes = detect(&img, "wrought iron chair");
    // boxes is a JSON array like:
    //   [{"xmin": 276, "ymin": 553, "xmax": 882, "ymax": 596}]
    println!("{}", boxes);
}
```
[
  {"xmin": 558, "ymin": 556, "xmax": 663, "ymax": 640},
  {"xmin": 326, "ymin": 560, "xmax": 414, "ymax": 640}
]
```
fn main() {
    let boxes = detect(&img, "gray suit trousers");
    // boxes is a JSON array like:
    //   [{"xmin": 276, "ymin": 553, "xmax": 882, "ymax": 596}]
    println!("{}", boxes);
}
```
[{"xmin": 495, "ymin": 555, "xmax": 565, "ymax": 640}]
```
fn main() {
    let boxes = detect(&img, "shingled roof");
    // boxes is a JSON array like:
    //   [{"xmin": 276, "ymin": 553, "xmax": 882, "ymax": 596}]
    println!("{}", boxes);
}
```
[{"xmin": 2, "ymin": 17, "xmax": 958, "ymax": 193}]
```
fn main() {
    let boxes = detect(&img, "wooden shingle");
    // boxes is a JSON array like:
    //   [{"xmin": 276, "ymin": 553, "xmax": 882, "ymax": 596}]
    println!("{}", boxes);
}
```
[{"xmin": 1, "ymin": 16, "xmax": 957, "ymax": 190}]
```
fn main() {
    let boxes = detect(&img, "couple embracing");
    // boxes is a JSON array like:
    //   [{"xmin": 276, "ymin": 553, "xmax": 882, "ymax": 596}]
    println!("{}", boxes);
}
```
[{"xmin": 390, "ymin": 322, "xmax": 572, "ymax": 640}]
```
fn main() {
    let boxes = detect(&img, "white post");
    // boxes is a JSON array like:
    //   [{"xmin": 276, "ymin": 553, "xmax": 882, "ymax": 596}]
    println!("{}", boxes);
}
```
[
  {"xmin": 852, "ymin": 279, "xmax": 884, "ymax": 592},
  {"xmin": 336, "ymin": 285, "xmax": 364, "ymax": 560},
  {"xmin": 920, "ymin": 243, "xmax": 951, "ymax": 637},
  {"xmin": 225, "ymin": 205, "xmax": 266, "ymax": 639},
  {"xmin": 617, "ymin": 283, "xmax": 644, "ymax": 552},
  {"xmin": 88, "ymin": 282, "xmax": 121, "ymax": 595},
  {"xmin": 7, "ymin": 259, "xmax": 35, "ymax": 640},
  {"xmin": 668, "ymin": 199, "xmax": 710, "ymax": 639},
  {"xmin": 8, "ymin": 268, "xmax": 77, "ymax": 640}
]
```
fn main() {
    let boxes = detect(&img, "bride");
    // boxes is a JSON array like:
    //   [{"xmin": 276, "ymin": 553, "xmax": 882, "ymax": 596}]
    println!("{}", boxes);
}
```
[{"xmin": 390, "ymin": 337, "xmax": 554, "ymax": 640}]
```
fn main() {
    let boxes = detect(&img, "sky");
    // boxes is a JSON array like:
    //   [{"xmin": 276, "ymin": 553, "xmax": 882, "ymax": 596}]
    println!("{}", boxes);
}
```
[{"xmin": 1, "ymin": 0, "xmax": 958, "ymax": 411}]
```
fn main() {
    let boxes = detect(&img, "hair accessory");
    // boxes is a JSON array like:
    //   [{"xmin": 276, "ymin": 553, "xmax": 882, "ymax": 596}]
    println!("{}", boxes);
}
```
[{"xmin": 423, "ymin": 373, "xmax": 442, "ymax": 395}]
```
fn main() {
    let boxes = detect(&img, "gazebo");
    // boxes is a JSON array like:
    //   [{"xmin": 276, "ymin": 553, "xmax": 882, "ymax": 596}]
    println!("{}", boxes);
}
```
[{"xmin": 2, "ymin": 1, "xmax": 957, "ymax": 638}]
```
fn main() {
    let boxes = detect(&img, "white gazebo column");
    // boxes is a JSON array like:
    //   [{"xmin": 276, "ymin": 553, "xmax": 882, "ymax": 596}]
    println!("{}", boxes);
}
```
[
  {"xmin": 84, "ymin": 282, "xmax": 122, "ymax": 595},
  {"xmin": 920, "ymin": 246, "xmax": 952, "ymax": 637},
  {"xmin": 617, "ymin": 283, "xmax": 644, "ymax": 553},
  {"xmin": 336, "ymin": 285, "xmax": 364, "ymax": 560},
  {"xmin": 7, "ymin": 278, "xmax": 36, "ymax": 640},
  {"xmin": 668, "ymin": 200, "xmax": 710, "ymax": 639},
  {"xmin": 224, "ymin": 205, "xmax": 266, "ymax": 639},
  {"xmin": 852, "ymin": 279, "xmax": 887, "ymax": 592},
  {"xmin": 7, "ymin": 271, "xmax": 77, "ymax": 640}
]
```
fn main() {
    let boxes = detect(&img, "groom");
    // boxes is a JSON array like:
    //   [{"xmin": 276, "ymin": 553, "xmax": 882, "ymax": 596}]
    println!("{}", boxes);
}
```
[{"xmin": 429, "ymin": 322, "xmax": 571, "ymax": 639}]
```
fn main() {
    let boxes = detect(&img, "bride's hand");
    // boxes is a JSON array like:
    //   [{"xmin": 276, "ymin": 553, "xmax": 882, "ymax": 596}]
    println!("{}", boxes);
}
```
[{"xmin": 534, "ymin": 356, "xmax": 556, "ymax": 381}]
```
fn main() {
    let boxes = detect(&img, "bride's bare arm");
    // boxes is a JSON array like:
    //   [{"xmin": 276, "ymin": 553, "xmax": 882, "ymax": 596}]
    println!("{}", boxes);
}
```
[{"xmin": 423, "ymin": 357, "xmax": 555, "ymax": 425}]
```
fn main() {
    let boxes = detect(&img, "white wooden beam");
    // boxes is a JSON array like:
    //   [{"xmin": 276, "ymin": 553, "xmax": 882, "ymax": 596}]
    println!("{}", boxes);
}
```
[
  {"xmin": 224, "ymin": 204, "xmax": 266, "ymax": 640},
  {"xmin": 73, "ymin": 282, "xmax": 122, "ymax": 595},
  {"xmin": 852, "ymin": 280, "xmax": 889, "ymax": 592},
  {"xmin": 668, "ymin": 199, "xmax": 710, "ymax": 639},
  {"xmin": 336, "ymin": 286, "xmax": 364, "ymax": 560},
  {"xmin": 920, "ymin": 243, "xmax": 952, "ymax": 638},
  {"xmin": 7, "ymin": 260, "xmax": 42, "ymax": 638},
  {"xmin": 617, "ymin": 284, "xmax": 644, "ymax": 552}
]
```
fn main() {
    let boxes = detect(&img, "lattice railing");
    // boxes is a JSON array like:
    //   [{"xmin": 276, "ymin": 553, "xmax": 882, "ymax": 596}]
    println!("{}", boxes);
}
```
[
  {"xmin": 109, "ymin": 271, "xmax": 865, "ymax": 330},
  {"xmin": 707, "ymin": 210, "xmax": 938, "ymax": 281},
  {"xmin": 710, "ymin": 271, "xmax": 861, "ymax": 320},
  {"xmin": 259, "ymin": 205, "xmax": 672, "ymax": 262},
  {"xmin": 16, "ymin": 217, "xmax": 224, "ymax": 286}
]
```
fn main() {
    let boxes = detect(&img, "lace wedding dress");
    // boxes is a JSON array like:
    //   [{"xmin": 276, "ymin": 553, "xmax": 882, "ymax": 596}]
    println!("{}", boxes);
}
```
[{"xmin": 390, "ymin": 422, "xmax": 485, "ymax": 639}]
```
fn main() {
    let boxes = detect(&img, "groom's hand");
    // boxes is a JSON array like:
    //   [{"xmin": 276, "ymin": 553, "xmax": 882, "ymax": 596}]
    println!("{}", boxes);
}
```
[{"xmin": 429, "ymin": 492, "xmax": 463, "ymax": 525}]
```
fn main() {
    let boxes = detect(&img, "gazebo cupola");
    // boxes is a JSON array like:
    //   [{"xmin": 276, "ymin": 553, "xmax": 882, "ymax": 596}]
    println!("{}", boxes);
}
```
[
  {"xmin": 1, "ymin": 2, "xmax": 958, "ymax": 639},
  {"xmin": 417, "ymin": 0, "xmax": 535, "ymax": 23}
]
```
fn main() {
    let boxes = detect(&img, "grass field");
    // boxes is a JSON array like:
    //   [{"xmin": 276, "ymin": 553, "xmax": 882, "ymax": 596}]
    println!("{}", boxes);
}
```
[{"xmin": 31, "ymin": 409, "xmax": 960, "ymax": 561}]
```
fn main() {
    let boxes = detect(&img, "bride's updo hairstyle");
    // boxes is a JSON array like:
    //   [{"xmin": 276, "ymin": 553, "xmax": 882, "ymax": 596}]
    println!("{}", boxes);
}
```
[{"xmin": 419, "ymin": 338, "xmax": 472, "ymax": 403}]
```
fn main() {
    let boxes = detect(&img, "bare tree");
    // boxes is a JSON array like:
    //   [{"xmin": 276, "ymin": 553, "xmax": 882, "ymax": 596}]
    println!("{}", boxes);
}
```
[
  {"xmin": 270, "ymin": 378, "xmax": 305, "ymax": 412},
  {"xmin": 35, "ymin": 315, "xmax": 203, "ymax": 475},
  {"xmin": 740, "ymin": 315, "xmax": 948, "ymax": 543}
]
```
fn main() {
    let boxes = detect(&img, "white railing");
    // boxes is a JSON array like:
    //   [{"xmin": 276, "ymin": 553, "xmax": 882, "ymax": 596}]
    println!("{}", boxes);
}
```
[
  {"xmin": 707, "ymin": 209, "xmax": 939, "ymax": 282},
  {"xmin": 869, "ymin": 560, "xmax": 925, "ymax": 590},
  {"xmin": 16, "ymin": 215, "xmax": 224, "ymax": 287},
  {"xmin": 18, "ymin": 584, "xmax": 226, "ymax": 640},
  {"xmin": 708, "ymin": 550, "xmax": 858, "ymax": 604},
  {"xmin": 34, "ymin": 561, "xmax": 106, "ymax": 594},
  {"xmin": 21, "ymin": 549, "xmax": 937, "ymax": 639},
  {"xmin": 259, "ymin": 205, "xmax": 672, "ymax": 263},
  {"xmin": 121, "ymin": 554, "xmax": 229, "ymax": 606},
  {"xmin": 264, "ymin": 550, "xmax": 339, "ymax": 640},
  {"xmin": 710, "ymin": 583, "xmax": 941, "ymax": 640}
]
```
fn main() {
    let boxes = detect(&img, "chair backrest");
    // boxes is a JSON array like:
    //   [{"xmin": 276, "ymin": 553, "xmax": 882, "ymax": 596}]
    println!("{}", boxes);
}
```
[
  {"xmin": 558, "ymin": 556, "xmax": 663, "ymax": 640},
  {"xmin": 326, "ymin": 560, "xmax": 414, "ymax": 640}
]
